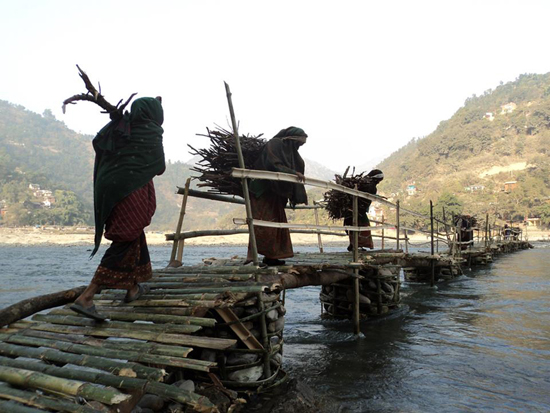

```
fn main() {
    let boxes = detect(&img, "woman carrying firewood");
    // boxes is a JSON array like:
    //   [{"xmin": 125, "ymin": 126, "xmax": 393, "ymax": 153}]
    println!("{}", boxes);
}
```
[
  {"xmin": 246, "ymin": 127, "xmax": 308, "ymax": 266},
  {"xmin": 344, "ymin": 169, "xmax": 384, "ymax": 251},
  {"xmin": 70, "ymin": 96, "xmax": 165, "ymax": 320}
]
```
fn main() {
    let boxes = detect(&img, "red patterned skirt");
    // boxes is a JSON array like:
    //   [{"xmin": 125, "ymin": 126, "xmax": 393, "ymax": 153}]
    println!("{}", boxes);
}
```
[{"xmin": 91, "ymin": 181, "xmax": 156, "ymax": 289}]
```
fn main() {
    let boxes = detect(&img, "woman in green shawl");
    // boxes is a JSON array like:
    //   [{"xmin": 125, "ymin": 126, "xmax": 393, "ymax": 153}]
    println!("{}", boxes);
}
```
[
  {"xmin": 247, "ymin": 126, "xmax": 308, "ymax": 266},
  {"xmin": 70, "ymin": 97, "xmax": 165, "ymax": 321}
]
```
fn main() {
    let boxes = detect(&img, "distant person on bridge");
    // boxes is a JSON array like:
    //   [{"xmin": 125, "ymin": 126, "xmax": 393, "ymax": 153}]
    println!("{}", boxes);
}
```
[
  {"xmin": 70, "ymin": 97, "xmax": 165, "ymax": 321},
  {"xmin": 344, "ymin": 169, "xmax": 384, "ymax": 251},
  {"xmin": 246, "ymin": 127, "xmax": 308, "ymax": 266}
]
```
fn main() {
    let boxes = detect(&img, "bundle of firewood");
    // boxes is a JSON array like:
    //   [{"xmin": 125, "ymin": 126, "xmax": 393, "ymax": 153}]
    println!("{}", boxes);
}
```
[
  {"xmin": 188, "ymin": 126, "xmax": 266, "ymax": 197},
  {"xmin": 324, "ymin": 168, "xmax": 378, "ymax": 220}
]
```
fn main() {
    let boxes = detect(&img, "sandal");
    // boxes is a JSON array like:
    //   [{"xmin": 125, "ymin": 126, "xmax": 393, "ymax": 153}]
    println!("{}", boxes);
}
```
[
  {"xmin": 124, "ymin": 284, "xmax": 150, "ymax": 303},
  {"xmin": 70, "ymin": 303, "xmax": 106, "ymax": 322}
]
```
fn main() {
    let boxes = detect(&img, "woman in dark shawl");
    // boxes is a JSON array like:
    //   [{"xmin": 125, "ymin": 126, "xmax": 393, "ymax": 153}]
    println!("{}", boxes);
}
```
[
  {"xmin": 247, "ymin": 126, "xmax": 308, "ymax": 266},
  {"xmin": 70, "ymin": 97, "xmax": 165, "ymax": 320},
  {"xmin": 344, "ymin": 169, "xmax": 384, "ymax": 251}
]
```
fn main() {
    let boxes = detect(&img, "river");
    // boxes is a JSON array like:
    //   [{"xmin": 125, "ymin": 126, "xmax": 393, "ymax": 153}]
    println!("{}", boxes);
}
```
[{"xmin": 1, "ymin": 243, "xmax": 549, "ymax": 412}]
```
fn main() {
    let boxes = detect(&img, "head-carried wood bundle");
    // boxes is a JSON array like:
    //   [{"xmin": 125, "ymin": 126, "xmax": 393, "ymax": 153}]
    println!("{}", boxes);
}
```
[
  {"xmin": 324, "ymin": 167, "xmax": 384, "ymax": 220},
  {"xmin": 188, "ymin": 126, "xmax": 265, "ymax": 197}
]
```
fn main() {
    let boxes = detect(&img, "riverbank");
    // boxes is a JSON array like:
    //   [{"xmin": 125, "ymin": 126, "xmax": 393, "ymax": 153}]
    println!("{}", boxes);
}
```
[
  {"xmin": 0, "ymin": 226, "xmax": 345, "ymax": 247},
  {"xmin": 1, "ymin": 226, "xmax": 549, "ymax": 247}
]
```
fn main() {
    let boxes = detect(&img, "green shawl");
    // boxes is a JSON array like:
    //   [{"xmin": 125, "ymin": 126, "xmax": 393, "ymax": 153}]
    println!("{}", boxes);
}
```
[
  {"xmin": 249, "ymin": 126, "xmax": 308, "ymax": 207},
  {"xmin": 91, "ymin": 97, "xmax": 165, "ymax": 256}
]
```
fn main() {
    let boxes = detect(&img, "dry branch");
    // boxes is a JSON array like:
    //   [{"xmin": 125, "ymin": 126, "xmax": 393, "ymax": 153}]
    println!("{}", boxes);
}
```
[
  {"xmin": 62, "ymin": 65, "xmax": 137, "ymax": 118},
  {"xmin": 324, "ymin": 168, "xmax": 379, "ymax": 220},
  {"xmin": 188, "ymin": 126, "xmax": 265, "ymax": 196}
]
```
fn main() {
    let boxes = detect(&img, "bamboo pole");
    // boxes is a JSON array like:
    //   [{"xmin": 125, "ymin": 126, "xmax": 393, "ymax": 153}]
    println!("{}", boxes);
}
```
[
  {"xmin": 0, "ymin": 400, "xmax": 45, "ymax": 413},
  {"xmin": 0, "ymin": 365, "xmax": 131, "ymax": 405},
  {"xmin": 11, "ymin": 329, "xmax": 194, "ymax": 358},
  {"xmin": 0, "ymin": 342, "xmax": 165, "ymax": 381},
  {"xmin": 31, "ymin": 314, "xmax": 202, "ymax": 335},
  {"xmin": 232, "ymin": 218, "xmax": 393, "ymax": 232},
  {"xmin": 430, "ymin": 200, "xmax": 435, "ymax": 287},
  {"xmin": 169, "ymin": 177, "xmax": 191, "ymax": 267},
  {"xmin": 352, "ymin": 186, "xmax": 360, "ymax": 335},
  {"xmin": 0, "ymin": 334, "xmax": 214, "ymax": 372},
  {"xmin": 154, "ymin": 267, "xmax": 266, "ymax": 275},
  {"xmin": 436, "ymin": 220, "xmax": 439, "ymax": 253},
  {"xmin": 0, "ymin": 356, "xmax": 216, "ymax": 412},
  {"xmin": 0, "ymin": 383, "xmax": 98, "ymax": 413},
  {"xmin": 137, "ymin": 285, "xmax": 268, "ymax": 294},
  {"xmin": 381, "ymin": 215, "xmax": 385, "ymax": 249},
  {"xmin": 13, "ymin": 323, "xmax": 236, "ymax": 350},
  {"xmin": 396, "ymin": 200, "xmax": 401, "ymax": 250},
  {"xmin": 485, "ymin": 213, "xmax": 489, "ymax": 249},
  {"xmin": 314, "ymin": 202, "xmax": 324, "ymax": 253},
  {"xmin": 224, "ymin": 82, "xmax": 259, "ymax": 265},
  {"xmin": 49, "ymin": 308, "xmax": 216, "ymax": 327}
]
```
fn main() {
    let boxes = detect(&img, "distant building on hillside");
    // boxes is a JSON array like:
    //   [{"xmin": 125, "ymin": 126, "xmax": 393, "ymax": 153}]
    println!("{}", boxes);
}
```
[
  {"xmin": 501, "ymin": 102, "xmax": 517, "ymax": 114},
  {"xmin": 504, "ymin": 181, "xmax": 518, "ymax": 192},
  {"xmin": 524, "ymin": 217, "xmax": 540, "ymax": 227},
  {"xmin": 29, "ymin": 183, "xmax": 40, "ymax": 190},
  {"xmin": 406, "ymin": 183, "xmax": 417, "ymax": 196},
  {"xmin": 484, "ymin": 112, "xmax": 494, "ymax": 121},
  {"xmin": 465, "ymin": 185, "xmax": 485, "ymax": 192}
]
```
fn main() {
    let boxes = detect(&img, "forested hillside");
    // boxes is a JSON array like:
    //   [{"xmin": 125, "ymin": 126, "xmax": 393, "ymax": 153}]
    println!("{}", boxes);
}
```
[
  {"xmin": 0, "ymin": 100, "xmax": 337, "ymax": 230},
  {"xmin": 377, "ymin": 73, "xmax": 550, "ymax": 226},
  {"xmin": 0, "ymin": 101, "xmax": 93, "ymax": 226}
]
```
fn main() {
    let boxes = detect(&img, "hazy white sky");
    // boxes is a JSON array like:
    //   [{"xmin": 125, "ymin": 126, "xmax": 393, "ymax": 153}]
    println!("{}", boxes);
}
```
[{"xmin": 1, "ymin": 0, "xmax": 549, "ymax": 172}]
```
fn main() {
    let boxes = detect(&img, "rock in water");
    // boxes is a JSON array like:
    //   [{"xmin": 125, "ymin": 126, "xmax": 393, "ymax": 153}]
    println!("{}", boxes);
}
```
[
  {"xmin": 266, "ymin": 309, "xmax": 279, "ymax": 321},
  {"xmin": 346, "ymin": 289, "xmax": 371, "ymax": 304},
  {"xmin": 228, "ymin": 365, "xmax": 263, "ymax": 382},
  {"xmin": 226, "ymin": 352, "xmax": 260, "ymax": 366}
]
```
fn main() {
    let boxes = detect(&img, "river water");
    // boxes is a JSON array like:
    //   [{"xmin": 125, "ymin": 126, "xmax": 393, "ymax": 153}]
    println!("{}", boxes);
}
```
[{"xmin": 1, "ymin": 243, "xmax": 549, "ymax": 412}]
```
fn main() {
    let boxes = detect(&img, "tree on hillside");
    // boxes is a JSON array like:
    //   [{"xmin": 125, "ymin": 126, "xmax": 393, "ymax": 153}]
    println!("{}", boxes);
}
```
[{"xmin": 435, "ymin": 192, "xmax": 463, "ymax": 221}]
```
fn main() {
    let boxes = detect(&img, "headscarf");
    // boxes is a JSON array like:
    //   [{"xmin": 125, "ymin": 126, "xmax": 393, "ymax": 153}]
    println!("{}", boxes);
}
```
[
  {"xmin": 91, "ymin": 97, "xmax": 165, "ymax": 256},
  {"xmin": 249, "ymin": 126, "xmax": 308, "ymax": 207}
]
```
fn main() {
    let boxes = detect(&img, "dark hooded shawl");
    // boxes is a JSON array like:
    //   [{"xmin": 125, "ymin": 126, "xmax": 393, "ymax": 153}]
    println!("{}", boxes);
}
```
[
  {"xmin": 91, "ymin": 97, "xmax": 165, "ymax": 256},
  {"xmin": 249, "ymin": 126, "xmax": 308, "ymax": 207}
]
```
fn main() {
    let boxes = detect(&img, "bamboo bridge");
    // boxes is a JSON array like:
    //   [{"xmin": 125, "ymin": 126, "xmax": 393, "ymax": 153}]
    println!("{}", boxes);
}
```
[
  {"xmin": 0, "ymin": 166, "xmax": 533, "ymax": 412},
  {"xmin": 0, "ymin": 84, "xmax": 534, "ymax": 412}
]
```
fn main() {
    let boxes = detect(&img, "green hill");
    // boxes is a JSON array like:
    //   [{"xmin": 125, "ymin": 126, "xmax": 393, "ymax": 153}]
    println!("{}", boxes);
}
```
[
  {"xmin": 377, "ymin": 73, "xmax": 550, "ymax": 226},
  {"xmin": 0, "ymin": 100, "xmax": 337, "ymax": 231}
]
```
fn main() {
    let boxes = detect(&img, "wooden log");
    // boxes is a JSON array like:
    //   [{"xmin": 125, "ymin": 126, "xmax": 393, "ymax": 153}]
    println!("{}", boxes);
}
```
[
  {"xmin": 0, "ymin": 333, "xmax": 214, "ymax": 372},
  {"xmin": 48, "ymin": 308, "xmax": 216, "ymax": 327},
  {"xmin": 258, "ymin": 269, "xmax": 353, "ymax": 290},
  {"xmin": 0, "ymin": 383, "xmax": 98, "ymax": 413},
  {"xmin": 0, "ymin": 342, "xmax": 165, "ymax": 381},
  {"xmin": 11, "ymin": 329, "xmax": 193, "ymax": 358},
  {"xmin": 0, "ymin": 286, "xmax": 86, "ymax": 327},
  {"xmin": 0, "ymin": 365, "xmax": 131, "ymax": 405},
  {"xmin": 12, "ymin": 323, "xmax": 236, "ymax": 350},
  {"xmin": 32, "ymin": 314, "xmax": 202, "ymax": 334},
  {"xmin": 0, "ymin": 356, "xmax": 216, "ymax": 412}
]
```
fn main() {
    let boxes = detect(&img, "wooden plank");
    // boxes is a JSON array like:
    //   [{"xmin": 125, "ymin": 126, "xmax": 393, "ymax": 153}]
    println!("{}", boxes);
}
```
[{"xmin": 215, "ymin": 308, "xmax": 263, "ymax": 350}]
